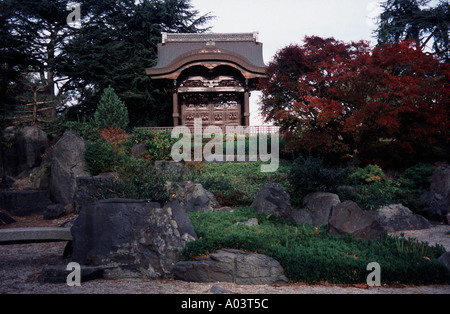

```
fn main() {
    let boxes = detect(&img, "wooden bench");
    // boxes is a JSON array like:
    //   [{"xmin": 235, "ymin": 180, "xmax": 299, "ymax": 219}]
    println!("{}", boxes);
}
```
[{"xmin": 0, "ymin": 227, "xmax": 72, "ymax": 245}]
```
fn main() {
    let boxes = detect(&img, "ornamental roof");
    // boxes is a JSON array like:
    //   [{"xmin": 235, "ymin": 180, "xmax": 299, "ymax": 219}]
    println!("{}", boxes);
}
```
[{"xmin": 146, "ymin": 32, "xmax": 267, "ymax": 79}]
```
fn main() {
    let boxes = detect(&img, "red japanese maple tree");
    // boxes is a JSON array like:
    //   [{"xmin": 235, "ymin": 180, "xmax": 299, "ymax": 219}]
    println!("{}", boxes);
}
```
[{"xmin": 259, "ymin": 36, "xmax": 450, "ymax": 166}]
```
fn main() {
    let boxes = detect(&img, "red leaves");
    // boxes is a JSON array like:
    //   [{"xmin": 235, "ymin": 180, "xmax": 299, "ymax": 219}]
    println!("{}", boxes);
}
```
[{"xmin": 260, "ymin": 36, "xmax": 450, "ymax": 165}]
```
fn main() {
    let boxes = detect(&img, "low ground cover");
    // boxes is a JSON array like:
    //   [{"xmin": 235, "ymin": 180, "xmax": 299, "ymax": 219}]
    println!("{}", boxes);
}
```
[{"xmin": 183, "ymin": 208, "xmax": 449, "ymax": 285}]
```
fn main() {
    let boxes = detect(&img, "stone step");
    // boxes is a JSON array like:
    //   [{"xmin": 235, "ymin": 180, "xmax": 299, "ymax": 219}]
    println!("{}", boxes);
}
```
[{"xmin": 0, "ymin": 227, "xmax": 72, "ymax": 245}]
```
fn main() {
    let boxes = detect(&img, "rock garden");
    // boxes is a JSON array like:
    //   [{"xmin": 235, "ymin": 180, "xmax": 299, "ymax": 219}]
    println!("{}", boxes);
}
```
[{"xmin": 1, "ymin": 117, "xmax": 449, "ymax": 289}]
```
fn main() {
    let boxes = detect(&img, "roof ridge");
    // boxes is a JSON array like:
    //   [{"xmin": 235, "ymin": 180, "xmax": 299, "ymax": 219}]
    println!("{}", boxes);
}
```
[{"xmin": 162, "ymin": 32, "xmax": 259, "ymax": 44}]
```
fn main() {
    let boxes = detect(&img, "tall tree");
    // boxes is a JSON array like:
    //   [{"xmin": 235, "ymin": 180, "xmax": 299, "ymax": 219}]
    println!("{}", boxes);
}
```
[
  {"xmin": 1, "ymin": 0, "xmax": 212, "ymax": 127},
  {"xmin": 377, "ymin": 0, "xmax": 450, "ymax": 61},
  {"xmin": 60, "ymin": 0, "xmax": 212, "ymax": 126},
  {"xmin": 259, "ymin": 37, "xmax": 450, "ymax": 167},
  {"xmin": 1, "ymin": 0, "xmax": 80, "ymax": 97}
]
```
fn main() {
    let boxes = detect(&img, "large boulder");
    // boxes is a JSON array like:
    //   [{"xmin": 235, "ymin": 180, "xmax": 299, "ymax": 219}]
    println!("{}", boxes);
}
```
[
  {"xmin": 71, "ymin": 198, "xmax": 197, "ymax": 279},
  {"xmin": 301, "ymin": 192, "xmax": 341, "ymax": 226},
  {"xmin": 376, "ymin": 204, "xmax": 432, "ymax": 232},
  {"xmin": 421, "ymin": 164, "xmax": 450, "ymax": 222},
  {"xmin": 1, "ymin": 126, "xmax": 19, "ymax": 177},
  {"xmin": 291, "ymin": 209, "xmax": 313, "ymax": 225},
  {"xmin": 174, "ymin": 249, "xmax": 288, "ymax": 285},
  {"xmin": 165, "ymin": 181, "xmax": 219, "ymax": 213},
  {"xmin": 50, "ymin": 131, "xmax": 89, "ymax": 207},
  {"xmin": 1, "ymin": 126, "xmax": 48, "ymax": 177},
  {"xmin": 44, "ymin": 203, "xmax": 67, "ymax": 220},
  {"xmin": 328, "ymin": 201, "xmax": 385, "ymax": 240},
  {"xmin": 251, "ymin": 183, "xmax": 293, "ymax": 220},
  {"xmin": 73, "ymin": 173, "xmax": 117, "ymax": 213},
  {"xmin": 16, "ymin": 126, "xmax": 47, "ymax": 175}
]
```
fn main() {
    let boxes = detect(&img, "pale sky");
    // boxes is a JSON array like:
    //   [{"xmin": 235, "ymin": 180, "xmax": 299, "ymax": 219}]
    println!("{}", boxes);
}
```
[{"xmin": 190, "ymin": 0, "xmax": 385, "ymax": 125}]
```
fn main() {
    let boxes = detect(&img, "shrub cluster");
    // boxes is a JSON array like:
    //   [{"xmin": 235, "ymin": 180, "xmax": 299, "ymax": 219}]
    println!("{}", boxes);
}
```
[
  {"xmin": 288, "ymin": 155, "xmax": 348, "ymax": 204},
  {"xmin": 288, "ymin": 155, "xmax": 434, "ymax": 212},
  {"xmin": 184, "ymin": 161, "xmax": 291, "ymax": 207},
  {"xmin": 126, "ymin": 128, "xmax": 176, "ymax": 161}
]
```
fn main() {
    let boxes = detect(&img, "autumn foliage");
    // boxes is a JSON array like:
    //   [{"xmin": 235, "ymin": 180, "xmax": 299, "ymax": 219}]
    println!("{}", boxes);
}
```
[{"xmin": 259, "ymin": 36, "xmax": 450, "ymax": 167}]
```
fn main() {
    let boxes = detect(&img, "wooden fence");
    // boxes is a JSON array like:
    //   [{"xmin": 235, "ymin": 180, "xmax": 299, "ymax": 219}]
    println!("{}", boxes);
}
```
[{"xmin": 140, "ymin": 125, "xmax": 280, "ymax": 135}]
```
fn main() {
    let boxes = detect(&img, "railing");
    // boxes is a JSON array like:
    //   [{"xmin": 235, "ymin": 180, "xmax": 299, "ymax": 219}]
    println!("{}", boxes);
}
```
[{"xmin": 140, "ymin": 125, "xmax": 280, "ymax": 135}]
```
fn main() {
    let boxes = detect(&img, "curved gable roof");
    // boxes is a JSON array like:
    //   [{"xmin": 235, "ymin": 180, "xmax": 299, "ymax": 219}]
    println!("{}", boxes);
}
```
[{"xmin": 146, "ymin": 33, "xmax": 267, "ymax": 79}]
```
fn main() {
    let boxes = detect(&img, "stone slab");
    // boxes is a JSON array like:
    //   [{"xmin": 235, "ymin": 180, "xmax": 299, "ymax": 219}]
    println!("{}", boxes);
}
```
[{"xmin": 0, "ymin": 227, "xmax": 72, "ymax": 245}]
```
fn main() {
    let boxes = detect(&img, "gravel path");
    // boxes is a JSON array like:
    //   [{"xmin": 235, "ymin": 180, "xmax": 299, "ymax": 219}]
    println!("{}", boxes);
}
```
[{"xmin": 1, "ymin": 213, "xmax": 449, "ymax": 294}]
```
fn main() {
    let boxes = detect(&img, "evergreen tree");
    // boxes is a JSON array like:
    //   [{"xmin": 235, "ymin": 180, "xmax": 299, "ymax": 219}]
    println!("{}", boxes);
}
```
[
  {"xmin": 376, "ymin": 0, "xmax": 450, "ymax": 61},
  {"xmin": 60, "ymin": 0, "xmax": 212, "ymax": 126},
  {"xmin": 1, "ymin": 0, "xmax": 212, "ymax": 127},
  {"xmin": 93, "ymin": 86, "xmax": 129, "ymax": 130}
]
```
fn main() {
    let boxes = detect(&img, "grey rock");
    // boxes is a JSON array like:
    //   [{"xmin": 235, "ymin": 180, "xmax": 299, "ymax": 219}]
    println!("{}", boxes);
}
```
[
  {"xmin": 166, "ymin": 181, "xmax": 219, "ymax": 213},
  {"xmin": 174, "ymin": 249, "xmax": 288, "ymax": 285},
  {"xmin": 376, "ymin": 204, "xmax": 432, "ymax": 232},
  {"xmin": 164, "ymin": 199, "xmax": 198, "ymax": 240},
  {"xmin": 1, "ymin": 126, "xmax": 48, "ymax": 177},
  {"xmin": 50, "ymin": 131, "xmax": 89, "ymax": 207},
  {"xmin": 328, "ymin": 201, "xmax": 385, "ymax": 240},
  {"xmin": 211, "ymin": 285, "xmax": 231, "ymax": 294},
  {"xmin": 421, "ymin": 164, "xmax": 450, "ymax": 222},
  {"xmin": 16, "ymin": 126, "xmax": 47, "ymax": 175},
  {"xmin": 291, "ymin": 209, "xmax": 313, "ymax": 225},
  {"xmin": 302, "ymin": 192, "xmax": 341, "ymax": 226},
  {"xmin": 130, "ymin": 143, "xmax": 147, "ymax": 158},
  {"xmin": 1, "ymin": 126, "xmax": 19, "ymax": 177},
  {"xmin": 251, "ymin": 183, "xmax": 293, "ymax": 220},
  {"xmin": 44, "ymin": 204, "xmax": 66, "ymax": 220},
  {"xmin": 438, "ymin": 252, "xmax": 450, "ymax": 271},
  {"xmin": 71, "ymin": 198, "xmax": 197, "ymax": 279},
  {"xmin": 73, "ymin": 173, "xmax": 117, "ymax": 213}
]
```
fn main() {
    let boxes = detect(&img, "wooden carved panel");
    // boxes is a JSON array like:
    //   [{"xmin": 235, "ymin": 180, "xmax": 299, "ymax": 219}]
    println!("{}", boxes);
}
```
[{"xmin": 181, "ymin": 93, "xmax": 241, "ymax": 127}]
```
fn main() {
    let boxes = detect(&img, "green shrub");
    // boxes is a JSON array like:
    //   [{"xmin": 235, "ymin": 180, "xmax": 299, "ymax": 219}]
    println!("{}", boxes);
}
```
[
  {"xmin": 112, "ymin": 157, "xmax": 168, "ymax": 202},
  {"xmin": 83, "ymin": 156, "xmax": 169, "ymax": 203},
  {"xmin": 183, "ymin": 161, "xmax": 291, "ymax": 207},
  {"xmin": 126, "ymin": 128, "xmax": 176, "ymax": 161},
  {"xmin": 339, "ymin": 182, "xmax": 399, "ymax": 211},
  {"xmin": 348, "ymin": 165, "xmax": 389, "ymax": 185},
  {"xmin": 93, "ymin": 86, "xmax": 129, "ymax": 130},
  {"xmin": 183, "ymin": 208, "xmax": 449, "ymax": 285},
  {"xmin": 85, "ymin": 141, "xmax": 121, "ymax": 175},
  {"xmin": 396, "ymin": 163, "xmax": 434, "ymax": 190},
  {"xmin": 341, "ymin": 163, "xmax": 434, "ymax": 212},
  {"xmin": 289, "ymin": 155, "xmax": 348, "ymax": 202},
  {"xmin": 65, "ymin": 120, "xmax": 99, "ymax": 141}
]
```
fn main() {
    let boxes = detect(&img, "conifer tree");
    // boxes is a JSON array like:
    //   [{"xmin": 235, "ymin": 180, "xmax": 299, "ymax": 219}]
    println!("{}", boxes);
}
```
[{"xmin": 93, "ymin": 86, "xmax": 129, "ymax": 130}]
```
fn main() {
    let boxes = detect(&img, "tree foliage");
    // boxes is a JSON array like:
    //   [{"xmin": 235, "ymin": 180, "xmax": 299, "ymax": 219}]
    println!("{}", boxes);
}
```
[
  {"xmin": 93, "ymin": 86, "xmax": 129, "ymax": 130},
  {"xmin": 377, "ymin": 0, "xmax": 450, "ymax": 61},
  {"xmin": 259, "ymin": 36, "xmax": 450, "ymax": 167},
  {"xmin": 60, "ymin": 0, "xmax": 212, "ymax": 126},
  {"xmin": 1, "ymin": 0, "xmax": 212, "ymax": 127}
]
